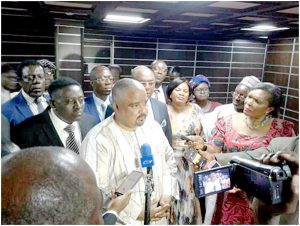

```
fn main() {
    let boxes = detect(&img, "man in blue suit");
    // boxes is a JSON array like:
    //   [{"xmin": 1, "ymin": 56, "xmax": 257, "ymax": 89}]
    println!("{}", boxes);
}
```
[
  {"xmin": 2, "ymin": 59, "xmax": 49, "ymax": 126},
  {"xmin": 84, "ymin": 65, "xmax": 114, "ymax": 123}
]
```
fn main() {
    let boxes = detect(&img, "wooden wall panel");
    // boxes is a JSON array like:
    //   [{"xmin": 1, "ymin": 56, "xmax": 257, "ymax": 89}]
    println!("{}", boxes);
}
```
[
  {"xmin": 82, "ymin": 30, "xmax": 266, "ymax": 104},
  {"xmin": 263, "ymin": 37, "xmax": 299, "ymax": 134}
]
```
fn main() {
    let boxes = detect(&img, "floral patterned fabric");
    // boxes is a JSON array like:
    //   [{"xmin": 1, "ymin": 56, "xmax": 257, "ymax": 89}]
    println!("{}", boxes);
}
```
[
  {"xmin": 209, "ymin": 115, "xmax": 295, "ymax": 225},
  {"xmin": 168, "ymin": 103, "xmax": 203, "ymax": 225}
]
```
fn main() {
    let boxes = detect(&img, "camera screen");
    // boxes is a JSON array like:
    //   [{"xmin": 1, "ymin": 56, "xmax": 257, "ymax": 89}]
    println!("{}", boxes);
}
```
[{"xmin": 194, "ymin": 166, "xmax": 232, "ymax": 197}]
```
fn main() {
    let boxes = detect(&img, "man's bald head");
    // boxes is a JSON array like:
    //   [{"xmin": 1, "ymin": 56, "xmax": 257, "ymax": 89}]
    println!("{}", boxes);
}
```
[
  {"xmin": 2, "ymin": 147, "xmax": 103, "ymax": 225},
  {"xmin": 112, "ymin": 78, "xmax": 148, "ymax": 130},
  {"xmin": 132, "ymin": 66, "xmax": 156, "ymax": 98},
  {"xmin": 151, "ymin": 60, "xmax": 168, "ymax": 88},
  {"xmin": 90, "ymin": 65, "xmax": 111, "ymax": 80},
  {"xmin": 90, "ymin": 65, "xmax": 114, "ymax": 100},
  {"xmin": 112, "ymin": 78, "xmax": 146, "ymax": 104}
]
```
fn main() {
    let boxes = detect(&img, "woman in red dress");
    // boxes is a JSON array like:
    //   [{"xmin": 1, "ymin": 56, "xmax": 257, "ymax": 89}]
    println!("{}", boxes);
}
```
[{"xmin": 195, "ymin": 82, "xmax": 295, "ymax": 224}]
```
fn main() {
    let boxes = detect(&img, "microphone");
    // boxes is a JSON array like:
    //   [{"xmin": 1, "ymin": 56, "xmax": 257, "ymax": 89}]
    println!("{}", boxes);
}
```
[
  {"xmin": 140, "ymin": 143, "xmax": 154, "ymax": 225},
  {"xmin": 140, "ymin": 143, "xmax": 155, "ymax": 168}
]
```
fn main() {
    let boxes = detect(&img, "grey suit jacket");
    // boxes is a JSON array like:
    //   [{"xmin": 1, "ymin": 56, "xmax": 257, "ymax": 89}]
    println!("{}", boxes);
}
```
[
  {"xmin": 215, "ymin": 136, "xmax": 299, "ymax": 166},
  {"xmin": 150, "ymin": 97, "xmax": 172, "ymax": 146}
]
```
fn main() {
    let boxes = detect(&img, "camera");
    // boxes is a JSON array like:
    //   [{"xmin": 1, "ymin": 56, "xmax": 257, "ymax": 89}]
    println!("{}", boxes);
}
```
[{"xmin": 193, "ymin": 155, "xmax": 292, "ymax": 204}]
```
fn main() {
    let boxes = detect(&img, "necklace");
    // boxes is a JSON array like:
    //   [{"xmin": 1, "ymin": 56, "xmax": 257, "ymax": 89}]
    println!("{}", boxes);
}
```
[{"xmin": 244, "ymin": 115, "xmax": 272, "ymax": 130}]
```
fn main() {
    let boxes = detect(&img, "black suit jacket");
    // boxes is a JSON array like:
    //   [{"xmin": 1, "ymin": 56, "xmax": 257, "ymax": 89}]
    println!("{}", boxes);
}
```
[
  {"xmin": 149, "ymin": 97, "xmax": 172, "ymax": 146},
  {"xmin": 11, "ymin": 108, "xmax": 97, "ymax": 149}
]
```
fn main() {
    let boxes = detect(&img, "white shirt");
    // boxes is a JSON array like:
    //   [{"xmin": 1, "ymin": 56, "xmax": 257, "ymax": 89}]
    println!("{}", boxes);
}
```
[
  {"xmin": 48, "ymin": 108, "xmax": 82, "ymax": 147},
  {"xmin": 92, "ymin": 93, "xmax": 109, "ymax": 121},
  {"xmin": 151, "ymin": 85, "xmax": 166, "ymax": 104},
  {"xmin": 201, "ymin": 103, "xmax": 236, "ymax": 141},
  {"xmin": 22, "ymin": 89, "xmax": 48, "ymax": 115},
  {"xmin": 81, "ymin": 115, "xmax": 178, "ymax": 225}
]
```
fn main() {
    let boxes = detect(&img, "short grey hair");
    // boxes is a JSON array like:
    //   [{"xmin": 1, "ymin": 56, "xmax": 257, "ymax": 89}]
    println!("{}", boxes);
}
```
[
  {"xmin": 131, "ymin": 65, "xmax": 154, "ymax": 79},
  {"xmin": 90, "ymin": 65, "xmax": 110, "ymax": 81},
  {"xmin": 112, "ymin": 78, "xmax": 145, "ymax": 104}
]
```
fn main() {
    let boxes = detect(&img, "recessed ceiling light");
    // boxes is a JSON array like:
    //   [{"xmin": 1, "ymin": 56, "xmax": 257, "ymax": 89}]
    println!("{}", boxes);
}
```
[
  {"xmin": 115, "ymin": 7, "xmax": 158, "ymax": 14},
  {"xmin": 191, "ymin": 27, "xmax": 209, "ymax": 30},
  {"xmin": 238, "ymin": 16, "xmax": 267, "ymax": 21},
  {"xmin": 181, "ymin": 12, "xmax": 215, "ymax": 17},
  {"xmin": 162, "ymin": 20, "xmax": 190, "ymax": 23},
  {"xmin": 211, "ymin": 22, "xmax": 233, "ymax": 26},
  {"xmin": 149, "ymin": 25, "xmax": 171, "ymax": 28},
  {"xmin": 258, "ymin": 36, "xmax": 268, "ymax": 39},
  {"xmin": 209, "ymin": 1, "xmax": 260, "ymax": 9},
  {"xmin": 104, "ymin": 14, "xmax": 150, "ymax": 24},
  {"xmin": 2, "ymin": 7, "xmax": 27, "ymax": 11},
  {"xmin": 241, "ymin": 25, "xmax": 289, "ymax": 32},
  {"xmin": 44, "ymin": 1, "xmax": 93, "ymax": 9},
  {"xmin": 277, "ymin": 7, "xmax": 299, "ymax": 14}
]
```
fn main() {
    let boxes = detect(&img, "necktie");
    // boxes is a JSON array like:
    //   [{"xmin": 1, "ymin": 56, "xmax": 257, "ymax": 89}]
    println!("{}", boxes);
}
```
[
  {"xmin": 35, "ymin": 98, "xmax": 44, "ymax": 113},
  {"xmin": 154, "ymin": 89, "xmax": 159, "ymax": 100},
  {"xmin": 101, "ymin": 103, "xmax": 106, "ymax": 121},
  {"xmin": 64, "ymin": 125, "xmax": 80, "ymax": 154}
]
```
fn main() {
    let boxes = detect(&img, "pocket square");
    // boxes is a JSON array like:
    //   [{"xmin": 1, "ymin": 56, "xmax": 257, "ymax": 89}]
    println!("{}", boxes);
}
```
[{"xmin": 160, "ymin": 119, "xmax": 167, "ymax": 128}]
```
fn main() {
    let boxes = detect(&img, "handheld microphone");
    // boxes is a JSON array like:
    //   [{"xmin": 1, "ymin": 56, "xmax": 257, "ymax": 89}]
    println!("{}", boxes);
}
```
[
  {"xmin": 140, "ymin": 143, "xmax": 155, "ymax": 168},
  {"xmin": 140, "ymin": 143, "xmax": 154, "ymax": 225}
]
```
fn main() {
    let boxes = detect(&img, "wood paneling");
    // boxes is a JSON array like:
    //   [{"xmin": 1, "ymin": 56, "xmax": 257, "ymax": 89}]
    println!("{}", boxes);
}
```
[{"xmin": 264, "ymin": 37, "xmax": 299, "ymax": 134}]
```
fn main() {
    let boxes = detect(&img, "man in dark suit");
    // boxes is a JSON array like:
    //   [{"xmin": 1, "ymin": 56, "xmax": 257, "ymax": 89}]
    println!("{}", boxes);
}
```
[
  {"xmin": 2, "ymin": 146, "xmax": 131, "ymax": 225},
  {"xmin": 2, "ymin": 59, "xmax": 49, "ymax": 126},
  {"xmin": 84, "ymin": 65, "xmax": 114, "ymax": 123},
  {"xmin": 150, "ymin": 60, "xmax": 169, "ymax": 104},
  {"xmin": 11, "ymin": 78, "xmax": 96, "ymax": 153},
  {"xmin": 132, "ymin": 65, "xmax": 172, "ymax": 145}
]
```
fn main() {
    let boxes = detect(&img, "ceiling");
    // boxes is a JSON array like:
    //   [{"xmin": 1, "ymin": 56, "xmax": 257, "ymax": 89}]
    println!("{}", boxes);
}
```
[{"xmin": 2, "ymin": 1, "xmax": 299, "ymax": 40}]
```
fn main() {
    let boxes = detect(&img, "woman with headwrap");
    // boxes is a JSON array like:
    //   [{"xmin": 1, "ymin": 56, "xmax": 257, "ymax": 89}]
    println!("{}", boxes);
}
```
[{"xmin": 189, "ymin": 74, "xmax": 222, "ymax": 114}]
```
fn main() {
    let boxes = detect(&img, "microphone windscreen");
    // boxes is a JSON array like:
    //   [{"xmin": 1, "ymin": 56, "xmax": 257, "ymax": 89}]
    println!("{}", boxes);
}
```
[
  {"xmin": 141, "ymin": 143, "xmax": 152, "ymax": 156},
  {"xmin": 140, "ymin": 143, "xmax": 154, "ymax": 168}
]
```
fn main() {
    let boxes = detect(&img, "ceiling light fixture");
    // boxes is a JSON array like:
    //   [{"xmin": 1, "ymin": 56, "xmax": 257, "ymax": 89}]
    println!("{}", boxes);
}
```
[
  {"xmin": 104, "ymin": 14, "xmax": 150, "ymax": 23},
  {"xmin": 258, "ymin": 36, "xmax": 268, "ymax": 39},
  {"xmin": 241, "ymin": 25, "xmax": 289, "ymax": 31}
]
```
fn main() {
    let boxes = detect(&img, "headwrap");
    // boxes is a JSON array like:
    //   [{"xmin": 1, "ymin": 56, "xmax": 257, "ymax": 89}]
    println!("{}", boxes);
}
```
[
  {"xmin": 239, "ymin": 76, "xmax": 260, "ymax": 89},
  {"xmin": 37, "ymin": 59, "xmax": 56, "ymax": 70},
  {"xmin": 189, "ymin": 74, "xmax": 210, "ymax": 90}
]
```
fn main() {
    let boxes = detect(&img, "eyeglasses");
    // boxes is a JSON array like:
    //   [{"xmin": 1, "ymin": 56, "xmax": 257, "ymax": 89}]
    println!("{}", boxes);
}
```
[
  {"xmin": 22, "ymin": 74, "xmax": 45, "ymax": 82},
  {"xmin": 194, "ymin": 88, "xmax": 209, "ymax": 93},
  {"xmin": 231, "ymin": 91, "xmax": 246, "ymax": 100},
  {"xmin": 94, "ymin": 76, "xmax": 114, "ymax": 82},
  {"xmin": 152, "ymin": 67, "xmax": 168, "ymax": 73}
]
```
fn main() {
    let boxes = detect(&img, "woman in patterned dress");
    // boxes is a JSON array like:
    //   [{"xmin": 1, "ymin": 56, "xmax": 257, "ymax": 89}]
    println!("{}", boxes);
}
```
[
  {"xmin": 193, "ymin": 82, "xmax": 295, "ymax": 224},
  {"xmin": 166, "ymin": 78, "xmax": 204, "ymax": 224}
]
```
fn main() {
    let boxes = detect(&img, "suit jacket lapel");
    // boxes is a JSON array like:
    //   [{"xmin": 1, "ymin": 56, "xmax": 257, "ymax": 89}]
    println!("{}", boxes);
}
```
[
  {"xmin": 87, "ymin": 97, "xmax": 101, "ymax": 123},
  {"xmin": 40, "ymin": 110, "xmax": 64, "ymax": 146},
  {"xmin": 15, "ymin": 93, "xmax": 33, "ymax": 119},
  {"xmin": 150, "ymin": 98, "xmax": 160, "ymax": 122}
]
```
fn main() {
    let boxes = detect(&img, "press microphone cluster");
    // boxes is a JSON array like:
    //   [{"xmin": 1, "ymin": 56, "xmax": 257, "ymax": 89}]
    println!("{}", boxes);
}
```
[{"xmin": 140, "ymin": 143, "xmax": 154, "ymax": 225}]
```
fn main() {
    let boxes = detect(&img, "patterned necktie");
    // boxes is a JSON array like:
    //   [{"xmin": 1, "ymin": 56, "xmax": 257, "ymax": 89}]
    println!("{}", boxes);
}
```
[
  {"xmin": 35, "ymin": 98, "xmax": 44, "ymax": 113},
  {"xmin": 64, "ymin": 125, "xmax": 80, "ymax": 154}
]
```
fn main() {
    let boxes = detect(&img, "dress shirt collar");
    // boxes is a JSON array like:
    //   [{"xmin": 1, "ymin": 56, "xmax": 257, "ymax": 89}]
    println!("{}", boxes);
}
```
[
  {"xmin": 92, "ymin": 93, "xmax": 107, "ymax": 107},
  {"xmin": 21, "ymin": 89, "xmax": 36, "ymax": 104},
  {"xmin": 22, "ymin": 88, "xmax": 47, "ymax": 103},
  {"xmin": 49, "ymin": 108, "xmax": 79, "ymax": 132}
]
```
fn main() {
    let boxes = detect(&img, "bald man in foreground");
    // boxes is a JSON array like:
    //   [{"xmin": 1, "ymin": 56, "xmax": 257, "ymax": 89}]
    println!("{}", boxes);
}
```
[
  {"xmin": 2, "ymin": 147, "xmax": 131, "ymax": 225},
  {"xmin": 81, "ymin": 78, "xmax": 178, "ymax": 224},
  {"xmin": 132, "ymin": 65, "xmax": 172, "ymax": 145}
]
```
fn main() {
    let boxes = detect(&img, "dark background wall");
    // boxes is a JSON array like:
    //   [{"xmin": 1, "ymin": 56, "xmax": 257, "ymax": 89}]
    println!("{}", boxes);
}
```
[{"xmin": 1, "ymin": 17, "xmax": 298, "ymax": 133}]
